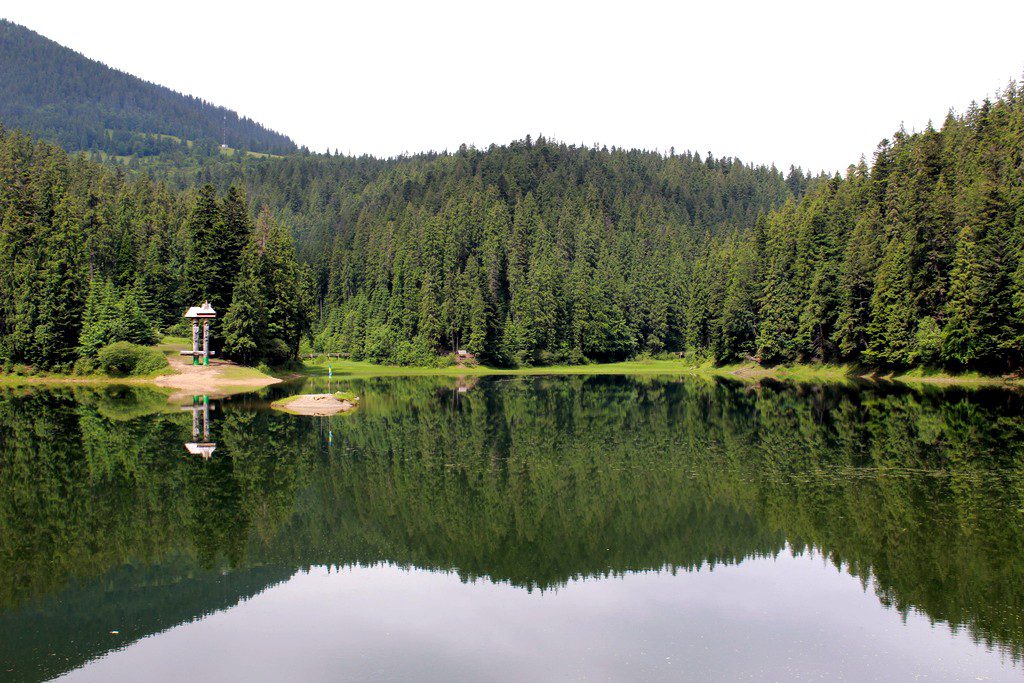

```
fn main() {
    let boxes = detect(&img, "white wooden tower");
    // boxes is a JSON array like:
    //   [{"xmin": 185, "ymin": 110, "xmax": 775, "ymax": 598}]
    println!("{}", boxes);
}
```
[{"xmin": 180, "ymin": 302, "xmax": 217, "ymax": 365}]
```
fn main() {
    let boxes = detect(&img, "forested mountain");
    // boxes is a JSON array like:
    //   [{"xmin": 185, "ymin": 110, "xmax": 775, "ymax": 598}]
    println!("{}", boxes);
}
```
[
  {"xmin": 1, "ymin": 17, "xmax": 1022, "ymax": 376},
  {"xmin": 148, "ymin": 80, "xmax": 1024, "ymax": 374},
  {"xmin": 145, "ymin": 138, "xmax": 803, "ymax": 365},
  {"xmin": 0, "ymin": 20, "xmax": 296, "ymax": 157}
]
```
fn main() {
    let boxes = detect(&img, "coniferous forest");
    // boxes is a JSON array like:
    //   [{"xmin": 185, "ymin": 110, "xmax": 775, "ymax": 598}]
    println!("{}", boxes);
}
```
[
  {"xmin": 1, "ymin": 13, "xmax": 1023, "ymax": 374},
  {"xmin": 0, "ymin": 128, "xmax": 309, "ymax": 371}
]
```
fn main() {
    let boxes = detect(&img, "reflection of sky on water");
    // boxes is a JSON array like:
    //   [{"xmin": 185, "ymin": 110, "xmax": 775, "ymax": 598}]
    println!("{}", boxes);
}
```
[{"xmin": 59, "ymin": 549, "xmax": 1019, "ymax": 682}]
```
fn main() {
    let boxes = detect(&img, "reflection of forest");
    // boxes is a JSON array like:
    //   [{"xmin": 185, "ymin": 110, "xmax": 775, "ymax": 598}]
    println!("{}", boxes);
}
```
[{"xmin": 1, "ymin": 377, "xmax": 1023, "ymax": 680}]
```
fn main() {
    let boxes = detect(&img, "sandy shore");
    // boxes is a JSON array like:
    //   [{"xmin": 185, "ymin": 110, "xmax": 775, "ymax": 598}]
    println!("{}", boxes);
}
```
[{"xmin": 154, "ymin": 353, "xmax": 281, "ymax": 401}]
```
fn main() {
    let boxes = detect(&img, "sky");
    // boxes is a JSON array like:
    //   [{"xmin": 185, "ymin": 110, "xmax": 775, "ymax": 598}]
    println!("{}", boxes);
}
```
[{"xmin": 3, "ymin": 0, "xmax": 1024, "ymax": 173}]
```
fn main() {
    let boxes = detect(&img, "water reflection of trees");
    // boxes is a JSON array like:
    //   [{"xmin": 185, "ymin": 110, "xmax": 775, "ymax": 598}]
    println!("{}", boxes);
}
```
[{"xmin": 1, "ymin": 378, "xmax": 1023, "ymax": 667}]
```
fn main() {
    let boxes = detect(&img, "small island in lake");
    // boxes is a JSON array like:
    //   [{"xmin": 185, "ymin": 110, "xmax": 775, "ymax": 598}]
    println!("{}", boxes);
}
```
[{"xmin": 270, "ymin": 392, "xmax": 360, "ymax": 416}]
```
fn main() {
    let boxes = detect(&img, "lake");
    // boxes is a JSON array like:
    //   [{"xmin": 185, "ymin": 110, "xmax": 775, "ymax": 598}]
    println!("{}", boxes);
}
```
[{"xmin": 1, "ymin": 375, "xmax": 1022, "ymax": 681}]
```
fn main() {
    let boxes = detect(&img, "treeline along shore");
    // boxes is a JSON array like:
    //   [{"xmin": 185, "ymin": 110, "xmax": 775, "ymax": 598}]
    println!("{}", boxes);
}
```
[{"xmin": 1, "ymin": 79, "xmax": 1023, "ymax": 378}]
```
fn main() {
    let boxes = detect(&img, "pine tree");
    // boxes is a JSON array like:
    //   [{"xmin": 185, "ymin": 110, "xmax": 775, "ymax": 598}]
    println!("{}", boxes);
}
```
[
  {"xmin": 942, "ymin": 226, "xmax": 984, "ymax": 366},
  {"xmin": 222, "ymin": 265, "xmax": 267, "ymax": 366},
  {"xmin": 865, "ymin": 235, "xmax": 915, "ymax": 366},
  {"xmin": 30, "ymin": 193, "xmax": 87, "ymax": 368},
  {"xmin": 208, "ymin": 185, "xmax": 251, "ymax": 310},
  {"xmin": 78, "ymin": 279, "xmax": 117, "ymax": 357},
  {"xmin": 834, "ymin": 211, "xmax": 881, "ymax": 360},
  {"xmin": 464, "ymin": 257, "xmax": 489, "ymax": 357},
  {"xmin": 114, "ymin": 284, "xmax": 159, "ymax": 345},
  {"xmin": 716, "ymin": 233, "xmax": 760, "ymax": 362},
  {"xmin": 183, "ymin": 183, "xmax": 219, "ymax": 306},
  {"xmin": 757, "ymin": 201, "xmax": 802, "ymax": 363},
  {"xmin": 221, "ymin": 209, "xmax": 307, "ymax": 365}
]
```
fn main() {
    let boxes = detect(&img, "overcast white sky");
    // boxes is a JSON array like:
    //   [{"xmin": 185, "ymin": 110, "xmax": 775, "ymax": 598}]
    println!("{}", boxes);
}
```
[{"xmin": 4, "ymin": 0, "xmax": 1023, "ymax": 172}]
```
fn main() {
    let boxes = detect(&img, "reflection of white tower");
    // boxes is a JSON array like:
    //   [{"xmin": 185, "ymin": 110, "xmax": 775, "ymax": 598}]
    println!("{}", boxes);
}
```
[{"xmin": 183, "ymin": 395, "xmax": 216, "ymax": 459}]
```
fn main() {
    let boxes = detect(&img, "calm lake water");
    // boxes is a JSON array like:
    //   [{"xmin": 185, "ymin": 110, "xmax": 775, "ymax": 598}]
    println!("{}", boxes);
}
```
[{"xmin": 1, "ymin": 375, "xmax": 1023, "ymax": 681}]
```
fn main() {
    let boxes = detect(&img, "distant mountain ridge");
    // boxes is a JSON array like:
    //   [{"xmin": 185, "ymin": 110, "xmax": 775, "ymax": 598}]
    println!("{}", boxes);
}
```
[{"xmin": 0, "ymin": 19, "xmax": 297, "ymax": 156}]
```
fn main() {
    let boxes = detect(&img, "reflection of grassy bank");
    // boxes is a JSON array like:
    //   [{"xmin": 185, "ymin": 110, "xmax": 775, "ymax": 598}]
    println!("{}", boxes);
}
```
[
  {"xmin": 298, "ymin": 356, "xmax": 1019, "ymax": 387},
  {"xmin": 0, "ymin": 372, "xmax": 175, "ymax": 387}
]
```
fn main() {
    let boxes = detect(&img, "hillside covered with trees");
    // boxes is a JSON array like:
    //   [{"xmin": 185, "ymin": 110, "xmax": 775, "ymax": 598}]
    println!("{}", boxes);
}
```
[
  {"xmin": 0, "ymin": 20, "xmax": 296, "ymax": 158},
  {"xmin": 1, "ymin": 18, "xmax": 1022, "ymax": 377},
  {"xmin": 744, "ymin": 85, "xmax": 1024, "ymax": 373},
  {"xmin": 0, "ymin": 128, "xmax": 309, "ymax": 372},
  {"xmin": 148, "ymin": 82, "xmax": 1024, "ymax": 373},
  {"xmin": 145, "ymin": 139, "xmax": 803, "ymax": 366}
]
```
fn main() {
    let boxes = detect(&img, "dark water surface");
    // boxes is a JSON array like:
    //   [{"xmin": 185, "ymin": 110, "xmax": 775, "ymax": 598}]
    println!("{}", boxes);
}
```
[{"xmin": 1, "ymin": 375, "xmax": 1023, "ymax": 681}]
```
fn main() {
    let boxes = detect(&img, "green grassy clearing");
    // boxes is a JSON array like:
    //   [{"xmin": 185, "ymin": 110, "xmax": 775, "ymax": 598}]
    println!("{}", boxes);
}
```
[{"xmin": 299, "ymin": 356, "xmax": 1021, "ymax": 386}]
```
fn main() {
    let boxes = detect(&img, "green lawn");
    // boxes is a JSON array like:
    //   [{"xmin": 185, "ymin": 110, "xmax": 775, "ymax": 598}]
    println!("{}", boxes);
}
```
[
  {"xmin": 301, "ymin": 357, "xmax": 846, "ymax": 381},
  {"xmin": 219, "ymin": 364, "xmax": 276, "ymax": 380},
  {"xmin": 299, "ymin": 355, "xmax": 1019, "ymax": 386}
]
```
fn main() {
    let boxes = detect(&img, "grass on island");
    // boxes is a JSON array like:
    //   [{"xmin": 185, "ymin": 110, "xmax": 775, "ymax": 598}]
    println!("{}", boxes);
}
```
[
  {"xmin": 886, "ymin": 367, "xmax": 1006, "ymax": 385},
  {"xmin": 272, "ymin": 391, "xmax": 359, "ymax": 407},
  {"xmin": 269, "ymin": 394, "xmax": 304, "ymax": 408},
  {"xmin": 270, "ymin": 391, "xmax": 360, "ymax": 416}
]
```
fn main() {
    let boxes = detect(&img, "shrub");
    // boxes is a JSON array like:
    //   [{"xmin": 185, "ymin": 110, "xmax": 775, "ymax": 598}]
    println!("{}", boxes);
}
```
[
  {"xmin": 96, "ymin": 342, "xmax": 167, "ymax": 376},
  {"xmin": 165, "ymin": 319, "xmax": 192, "ymax": 338},
  {"xmin": 73, "ymin": 356, "xmax": 97, "ymax": 375},
  {"xmin": 264, "ymin": 338, "xmax": 292, "ymax": 365}
]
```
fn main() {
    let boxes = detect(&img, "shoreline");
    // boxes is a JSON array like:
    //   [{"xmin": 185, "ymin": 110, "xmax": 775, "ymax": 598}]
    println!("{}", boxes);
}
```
[
  {"xmin": 294, "ymin": 358, "xmax": 1022, "ymax": 388},
  {"xmin": 1, "ymin": 357, "xmax": 1019, "ymax": 392},
  {"xmin": 0, "ymin": 344, "xmax": 286, "ymax": 399}
]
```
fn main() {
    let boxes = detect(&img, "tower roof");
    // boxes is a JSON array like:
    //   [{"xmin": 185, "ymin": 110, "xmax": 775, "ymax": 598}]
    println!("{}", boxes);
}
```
[{"xmin": 183, "ymin": 302, "xmax": 217, "ymax": 318}]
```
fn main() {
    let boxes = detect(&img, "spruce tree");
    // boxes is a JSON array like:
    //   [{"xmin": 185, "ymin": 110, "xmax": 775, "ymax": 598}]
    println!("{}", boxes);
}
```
[
  {"xmin": 865, "ymin": 235, "xmax": 915, "ymax": 367},
  {"xmin": 222, "ymin": 266, "xmax": 267, "ymax": 366},
  {"xmin": 942, "ymin": 226, "xmax": 984, "ymax": 366},
  {"xmin": 183, "ymin": 183, "xmax": 219, "ymax": 306}
]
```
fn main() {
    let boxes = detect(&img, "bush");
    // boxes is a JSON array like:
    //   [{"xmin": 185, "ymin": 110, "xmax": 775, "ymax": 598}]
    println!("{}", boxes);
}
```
[
  {"xmin": 264, "ymin": 338, "xmax": 292, "ymax": 365},
  {"xmin": 73, "ymin": 356, "xmax": 97, "ymax": 375},
  {"xmin": 165, "ymin": 319, "xmax": 193, "ymax": 338},
  {"xmin": 96, "ymin": 342, "xmax": 167, "ymax": 376}
]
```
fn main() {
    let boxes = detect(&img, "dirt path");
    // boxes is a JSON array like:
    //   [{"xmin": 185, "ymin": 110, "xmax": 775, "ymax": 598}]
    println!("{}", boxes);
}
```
[{"xmin": 154, "ymin": 353, "xmax": 282, "ymax": 400}]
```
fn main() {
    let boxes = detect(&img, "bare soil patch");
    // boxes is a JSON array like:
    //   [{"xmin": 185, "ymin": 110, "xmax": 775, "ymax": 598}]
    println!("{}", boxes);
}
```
[
  {"xmin": 154, "ymin": 353, "xmax": 281, "ymax": 400},
  {"xmin": 271, "ymin": 393, "xmax": 358, "ymax": 416}
]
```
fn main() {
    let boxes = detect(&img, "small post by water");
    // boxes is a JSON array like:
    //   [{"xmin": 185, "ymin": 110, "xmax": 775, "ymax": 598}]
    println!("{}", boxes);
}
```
[{"xmin": 180, "ymin": 302, "xmax": 217, "ymax": 366}]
